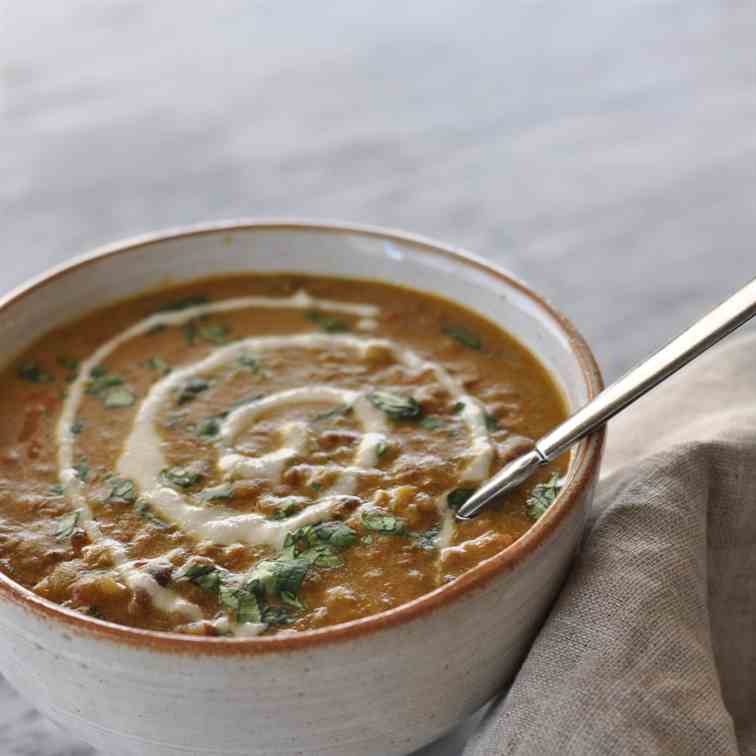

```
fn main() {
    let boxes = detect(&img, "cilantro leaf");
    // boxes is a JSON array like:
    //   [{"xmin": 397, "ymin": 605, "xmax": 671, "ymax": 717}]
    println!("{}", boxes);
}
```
[
  {"xmin": 17, "ymin": 362, "xmax": 53, "ymax": 384},
  {"xmin": 447, "ymin": 487, "xmax": 476, "ymax": 512},
  {"xmin": 305, "ymin": 310, "xmax": 349, "ymax": 333},
  {"xmin": 360, "ymin": 509, "xmax": 407, "ymax": 535},
  {"xmin": 442, "ymin": 324, "xmax": 482, "ymax": 350},
  {"xmin": 368, "ymin": 391, "xmax": 422, "ymax": 420},
  {"xmin": 55, "ymin": 510, "xmax": 81, "ymax": 540},
  {"xmin": 526, "ymin": 473, "xmax": 562, "ymax": 521}
]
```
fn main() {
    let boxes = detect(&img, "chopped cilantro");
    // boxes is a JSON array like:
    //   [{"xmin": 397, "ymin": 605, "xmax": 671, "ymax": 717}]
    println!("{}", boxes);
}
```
[
  {"xmin": 17, "ymin": 362, "xmax": 53, "ymax": 383},
  {"xmin": 312, "ymin": 404, "xmax": 352, "ymax": 423},
  {"xmin": 442, "ymin": 324, "xmax": 482, "ymax": 350},
  {"xmin": 419, "ymin": 415, "xmax": 446, "ymax": 430},
  {"xmin": 375, "ymin": 440, "xmax": 388, "ymax": 458},
  {"xmin": 196, "ymin": 416, "xmax": 222, "ymax": 438},
  {"xmin": 368, "ymin": 390, "xmax": 422, "ymax": 420},
  {"xmin": 237, "ymin": 354, "xmax": 260, "ymax": 372},
  {"xmin": 268, "ymin": 500, "xmax": 301, "ymax": 520},
  {"xmin": 227, "ymin": 393, "xmax": 265, "ymax": 413},
  {"xmin": 261, "ymin": 605, "xmax": 293, "ymax": 625},
  {"xmin": 361, "ymin": 510, "xmax": 407, "ymax": 535},
  {"xmin": 55, "ymin": 510, "xmax": 81, "ymax": 540},
  {"xmin": 48, "ymin": 483, "xmax": 65, "ymax": 496},
  {"xmin": 144, "ymin": 356, "xmax": 171, "ymax": 375},
  {"xmin": 160, "ymin": 466, "xmax": 203, "ymax": 489},
  {"xmin": 305, "ymin": 310, "xmax": 350, "ymax": 333},
  {"xmin": 135, "ymin": 499, "xmax": 169, "ymax": 528},
  {"xmin": 74, "ymin": 459, "xmax": 89, "ymax": 481},
  {"xmin": 447, "ymin": 487, "xmax": 476, "ymax": 512},
  {"xmin": 182, "ymin": 321, "xmax": 198, "ymax": 345},
  {"xmin": 199, "ymin": 323, "xmax": 230, "ymax": 345},
  {"xmin": 104, "ymin": 386, "xmax": 135, "ymax": 408},
  {"xmin": 452, "ymin": 401, "xmax": 465, "ymax": 413},
  {"xmin": 176, "ymin": 377, "xmax": 210, "ymax": 404},
  {"xmin": 70, "ymin": 420, "xmax": 84, "ymax": 435},
  {"xmin": 198, "ymin": 482, "xmax": 233, "ymax": 502},
  {"xmin": 282, "ymin": 520, "xmax": 358, "ymax": 567},
  {"xmin": 181, "ymin": 562, "xmax": 223, "ymax": 593},
  {"xmin": 526, "ymin": 473, "xmax": 562, "ymax": 521},
  {"xmin": 57, "ymin": 356, "xmax": 79, "ymax": 371},
  {"xmin": 157, "ymin": 295, "xmax": 208, "ymax": 312},
  {"xmin": 413, "ymin": 524, "xmax": 441, "ymax": 551},
  {"xmin": 484, "ymin": 412, "xmax": 499, "ymax": 432},
  {"xmin": 85, "ymin": 369, "xmax": 123, "ymax": 395},
  {"xmin": 107, "ymin": 477, "xmax": 136, "ymax": 504}
]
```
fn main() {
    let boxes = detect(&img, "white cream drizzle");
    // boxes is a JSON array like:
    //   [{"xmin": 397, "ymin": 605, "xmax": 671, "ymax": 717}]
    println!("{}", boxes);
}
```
[{"xmin": 55, "ymin": 291, "xmax": 495, "ymax": 633}]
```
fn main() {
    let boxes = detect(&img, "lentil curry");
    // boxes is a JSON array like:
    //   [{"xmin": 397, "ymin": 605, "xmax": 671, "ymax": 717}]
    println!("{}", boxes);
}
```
[{"xmin": 0, "ymin": 275, "xmax": 568, "ymax": 637}]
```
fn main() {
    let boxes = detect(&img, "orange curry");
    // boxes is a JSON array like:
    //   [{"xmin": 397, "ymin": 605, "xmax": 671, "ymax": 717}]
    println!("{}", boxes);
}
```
[{"xmin": 0, "ymin": 274, "xmax": 567, "ymax": 636}]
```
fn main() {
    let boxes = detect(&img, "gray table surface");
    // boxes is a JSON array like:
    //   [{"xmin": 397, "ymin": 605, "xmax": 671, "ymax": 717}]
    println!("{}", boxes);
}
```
[{"xmin": 2, "ymin": 1, "xmax": 755, "ymax": 754}]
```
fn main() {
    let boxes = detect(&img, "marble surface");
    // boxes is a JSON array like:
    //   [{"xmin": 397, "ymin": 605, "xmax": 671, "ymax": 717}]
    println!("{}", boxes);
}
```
[{"xmin": 2, "ymin": 1, "xmax": 755, "ymax": 753}]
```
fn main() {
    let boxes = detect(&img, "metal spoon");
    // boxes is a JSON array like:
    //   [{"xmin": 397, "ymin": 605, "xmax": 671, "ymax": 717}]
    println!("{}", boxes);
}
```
[{"xmin": 455, "ymin": 277, "xmax": 756, "ymax": 520}]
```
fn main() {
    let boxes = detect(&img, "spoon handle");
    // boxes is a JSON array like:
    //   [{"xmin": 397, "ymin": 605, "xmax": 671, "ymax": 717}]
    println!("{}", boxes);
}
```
[
  {"xmin": 537, "ymin": 276, "xmax": 756, "ymax": 461},
  {"xmin": 456, "ymin": 276, "xmax": 756, "ymax": 519}
]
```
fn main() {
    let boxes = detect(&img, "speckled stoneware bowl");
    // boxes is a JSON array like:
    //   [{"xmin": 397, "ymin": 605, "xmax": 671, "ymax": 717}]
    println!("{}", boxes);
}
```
[{"xmin": 0, "ymin": 221, "xmax": 604, "ymax": 756}]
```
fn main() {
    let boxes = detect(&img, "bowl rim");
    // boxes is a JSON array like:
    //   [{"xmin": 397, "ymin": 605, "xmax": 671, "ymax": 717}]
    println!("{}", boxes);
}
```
[{"xmin": 0, "ymin": 219, "xmax": 604, "ymax": 655}]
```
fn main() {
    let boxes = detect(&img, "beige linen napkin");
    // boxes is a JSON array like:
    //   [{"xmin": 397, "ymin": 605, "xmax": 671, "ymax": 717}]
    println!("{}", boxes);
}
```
[{"xmin": 464, "ymin": 331, "xmax": 756, "ymax": 756}]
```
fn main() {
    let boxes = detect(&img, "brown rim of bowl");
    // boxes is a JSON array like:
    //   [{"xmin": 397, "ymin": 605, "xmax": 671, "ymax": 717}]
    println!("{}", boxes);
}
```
[{"xmin": 0, "ymin": 219, "xmax": 605, "ymax": 656}]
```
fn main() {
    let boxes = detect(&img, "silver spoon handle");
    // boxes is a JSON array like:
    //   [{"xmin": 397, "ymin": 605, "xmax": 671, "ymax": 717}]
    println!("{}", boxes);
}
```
[{"xmin": 536, "ymin": 276, "xmax": 756, "ymax": 462}]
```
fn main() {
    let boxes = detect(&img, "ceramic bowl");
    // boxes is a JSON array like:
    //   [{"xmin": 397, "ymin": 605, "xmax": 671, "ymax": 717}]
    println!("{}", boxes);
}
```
[{"xmin": 0, "ymin": 221, "xmax": 603, "ymax": 756}]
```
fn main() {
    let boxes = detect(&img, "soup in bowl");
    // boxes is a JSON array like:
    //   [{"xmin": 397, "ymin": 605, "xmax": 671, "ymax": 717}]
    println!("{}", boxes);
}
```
[{"xmin": 0, "ymin": 221, "xmax": 603, "ymax": 755}]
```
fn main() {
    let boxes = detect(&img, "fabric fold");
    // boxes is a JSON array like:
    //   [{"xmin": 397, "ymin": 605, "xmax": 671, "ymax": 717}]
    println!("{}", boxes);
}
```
[{"xmin": 465, "ymin": 332, "xmax": 756, "ymax": 756}]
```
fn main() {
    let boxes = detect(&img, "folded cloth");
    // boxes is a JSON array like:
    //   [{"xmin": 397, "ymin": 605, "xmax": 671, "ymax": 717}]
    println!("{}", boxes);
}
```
[{"xmin": 464, "ymin": 331, "xmax": 756, "ymax": 756}]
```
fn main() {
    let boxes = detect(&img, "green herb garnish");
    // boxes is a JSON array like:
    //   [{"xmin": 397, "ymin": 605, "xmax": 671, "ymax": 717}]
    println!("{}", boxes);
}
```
[
  {"xmin": 237, "ymin": 354, "xmax": 260, "ymax": 372},
  {"xmin": 198, "ymin": 482, "xmax": 233, "ymax": 502},
  {"xmin": 261, "ymin": 605, "xmax": 293, "ymax": 625},
  {"xmin": 181, "ymin": 562, "xmax": 223, "ymax": 593},
  {"xmin": 176, "ymin": 377, "xmax": 210, "ymax": 405},
  {"xmin": 282, "ymin": 520, "xmax": 358, "ymax": 567},
  {"xmin": 160, "ymin": 466, "xmax": 203, "ymax": 489},
  {"xmin": 452, "ymin": 401, "xmax": 466, "ymax": 413},
  {"xmin": 268, "ymin": 501, "xmax": 301, "ymax": 520},
  {"xmin": 484, "ymin": 412, "xmax": 499, "ymax": 432},
  {"xmin": 17, "ymin": 362, "xmax": 53, "ymax": 383},
  {"xmin": 368, "ymin": 391, "xmax": 422, "ymax": 420},
  {"xmin": 227, "ymin": 393, "xmax": 265, "ymax": 412},
  {"xmin": 196, "ymin": 416, "xmax": 222, "ymax": 438},
  {"xmin": 419, "ymin": 415, "xmax": 446, "ymax": 430},
  {"xmin": 447, "ymin": 487, "xmax": 476, "ymax": 512},
  {"xmin": 360, "ymin": 510, "xmax": 407, "ymax": 535},
  {"xmin": 199, "ymin": 323, "xmax": 230, "ymax": 345},
  {"xmin": 55, "ymin": 510, "xmax": 81, "ymax": 540},
  {"xmin": 375, "ymin": 440, "xmax": 388, "ymax": 458},
  {"xmin": 305, "ymin": 310, "xmax": 350, "ymax": 333},
  {"xmin": 85, "ymin": 369, "xmax": 123, "ymax": 395},
  {"xmin": 74, "ymin": 459, "xmax": 89, "ymax": 481},
  {"xmin": 526, "ymin": 473, "xmax": 562, "ymax": 521},
  {"xmin": 157, "ymin": 295, "xmax": 208, "ymax": 313},
  {"xmin": 145, "ymin": 356, "xmax": 171, "ymax": 375},
  {"xmin": 49, "ymin": 483, "xmax": 65, "ymax": 496},
  {"xmin": 71, "ymin": 420, "xmax": 84, "ymax": 435},
  {"xmin": 57, "ymin": 356, "xmax": 79, "ymax": 372},
  {"xmin": 414, "ymin": 524, "xmax": 441, "ymax": 551},
  {"xmin": 442, "ymin": 324, "xmax": 482, "ymax": 350},
  {"xmin": 182, "ymin": 321, "xmax": 198, "ymax": 345},
  {"xmin": 246, "ymin": 558, "xmax": 310, "ymax": 598},
  {"xmin": 135, "ymin": 499, "xmax": 169, "ymax": 528},
  {"xmin": 104, "ymin": 386, "xmax": 135, "ymax": 408},
  {"xmin": 107, "ymin": 477, "xmax": 136, "ymax": 504},
  {"xmin": 312, "ymin": 404, "xmax": 352, "ymax": 423}
]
